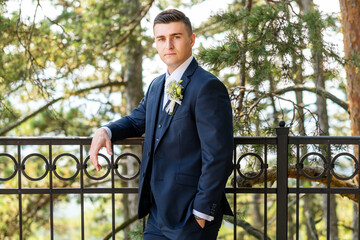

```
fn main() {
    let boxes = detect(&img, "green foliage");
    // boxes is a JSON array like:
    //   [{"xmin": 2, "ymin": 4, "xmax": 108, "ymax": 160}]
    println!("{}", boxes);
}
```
[
  {"xmin": 156, "ymin": 0, "xmax": 207, "ymax": 10},
  {"xmin": 197, "ymin": 1, "xmax": 345, "ymax": 137},
  {"xmin": 0, "ymin": 0, "xmax": 151, "ymax": 239},
  {"xmin": 129, "ymin": 222, "xmax": 145, "ymax": 240},
  {"xmin": 0, "ymin": 0, "xmax": 154, "ymax": 136},
  {"xmin": 0, "ymin": 1, "xmax": 7, "ymax": 12}
]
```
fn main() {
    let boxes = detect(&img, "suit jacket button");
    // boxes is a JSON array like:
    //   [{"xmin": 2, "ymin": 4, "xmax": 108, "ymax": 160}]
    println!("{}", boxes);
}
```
[{"xmin": 158, "ymin": 124, "xmax": 162, "ymax": 128}]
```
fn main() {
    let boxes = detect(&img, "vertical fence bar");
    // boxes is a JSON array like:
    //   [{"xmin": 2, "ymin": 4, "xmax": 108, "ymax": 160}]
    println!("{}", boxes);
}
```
[
  {"xmin": 263, "ymin": 144, "xmax": 268, "ymax": 240},
  {"xmin": 49, "ymin": 144, "xmax": 54, "ymax": 240},
  {"xmin": 327, "ymin": 143, "xmax": 331, "ymax": 239},
  {"xmin": 233, "ymin": 142, "xmax": 237, "ymax": 240},
  {"xmin": 295, "ymin": 144, "xmax": 300, "ymax": 240},
  {"xmin": 111, "ymin": 144, "xmax": 115, "ymax": 240},
  {"xmin": 18, "ymin": 144, "xmax": 23, "ymax": 240},
  {"xmin": 276, "ymin": 121, "xmax": 289, "ymax": 240},
  {"xmin": 80, "ymin": 144, "xmax": 85, "ymax": 240}
]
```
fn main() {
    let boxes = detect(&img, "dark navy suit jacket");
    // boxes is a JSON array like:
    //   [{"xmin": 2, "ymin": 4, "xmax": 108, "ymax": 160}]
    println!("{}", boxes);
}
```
[{"xmin": 107, "ymin": 58, "xmax": 233, "ymax": 228}]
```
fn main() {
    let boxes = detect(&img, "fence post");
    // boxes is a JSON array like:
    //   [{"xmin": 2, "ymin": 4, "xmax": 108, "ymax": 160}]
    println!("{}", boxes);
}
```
[{"xmin": 276, "ymin": 121, "xmax": 289, "ymax": 239}]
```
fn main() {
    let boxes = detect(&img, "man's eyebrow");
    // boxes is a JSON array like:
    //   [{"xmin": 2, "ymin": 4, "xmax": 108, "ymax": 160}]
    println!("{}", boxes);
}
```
[{"xmin": 156, "ymin": 33, "xmax": 183, "ymax": 38}]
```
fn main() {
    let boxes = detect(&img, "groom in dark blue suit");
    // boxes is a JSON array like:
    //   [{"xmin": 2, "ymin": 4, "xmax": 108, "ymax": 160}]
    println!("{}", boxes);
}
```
[{"xmin": 90, "ymin": 9, "xmax": 233, "ymax": 239}]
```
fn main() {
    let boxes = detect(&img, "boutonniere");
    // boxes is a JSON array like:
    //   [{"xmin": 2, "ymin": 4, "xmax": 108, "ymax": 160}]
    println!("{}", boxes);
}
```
[{"xmin": 165, "ymin": 80, "xmax": 183, "ymax": 115}]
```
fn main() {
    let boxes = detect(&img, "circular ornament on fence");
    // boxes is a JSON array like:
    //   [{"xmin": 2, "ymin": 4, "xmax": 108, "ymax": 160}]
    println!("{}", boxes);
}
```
[
  {"xmin": 236, "ymin": 153, "xmax": 265, "ymax": 180},
  {"xmin": 84, "ymin": 154, "xmax": 111, "ymax": 180},
  {"xmin": 0, "ymin": 153, "xmax": 17, "ymax": 181},
  {"xmin": 22, "ymin": 153, "xmax": 49, "ymax": 181},
  {"xmin": 53, "ymin": 153, "xmax": 80, "ymax": 181},
  {"xmin": 299, "ymin": 152, "xmax": 327, "ymax": 180},
  {"xmin": 114, "ymin": 153, "xmax": 141, "ymax": 180},
  {"xmin": 330, "ymin": 152, "xmax": 358, "ymax": 181}
]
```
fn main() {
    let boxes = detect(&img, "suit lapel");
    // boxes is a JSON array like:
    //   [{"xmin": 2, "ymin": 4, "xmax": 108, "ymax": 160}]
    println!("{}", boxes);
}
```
[{"xmin": 154, "ymin": 59, "xmax": 198, "ymax": 151}]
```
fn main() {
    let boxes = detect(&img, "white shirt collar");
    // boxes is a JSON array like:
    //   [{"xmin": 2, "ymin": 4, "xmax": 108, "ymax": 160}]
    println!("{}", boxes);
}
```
[
  {"xmin": 165, "ymin": 56, "xmax": 193, "ymax": 82},
  {"xmin": 163, "ymin": 56, "xmax": 193, "ymax": 109}
]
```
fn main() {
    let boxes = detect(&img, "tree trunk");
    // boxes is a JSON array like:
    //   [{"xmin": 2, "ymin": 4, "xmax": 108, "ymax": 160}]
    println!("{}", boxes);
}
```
[
  {"xmin": 237, "ymin": 0, "xmax": 252, "ymax": 114},
  {"xmin": 287, "ymin": 2, "xmax": 306, "ymax": 138},
  {"xmin": 298, "ymin": 0, "xmax": 330, "ymax": 136},
  {"xmin": 352, "ymin": 203, "xmax": 359, "ymax": 240},
  {"xmin": 268, "ymin": 74, "xmax": 279, "ymax": 128},
  {"xmin": 297, "ymin": 1, "xmax": 339, "ymax": 238},
  {"xmin": 288, "ymin": 204, "xmax": 296, "ymax": 240},
  {"xmin": 339, "ymin": 3, "xmax": 360, "ymax": 238},
  {"xmin": 339, "ymin": 0, "xmax": 360, "ymax": 185},
  {"xmin": 322, "ymin": 194, "xmax": 339, "ymax": 240},
  {"xmin": 303, "ymin": 195, "xmax": 319, "ymax": 240},
  {"xmin": 121, "ymin": 0, "xmax": 144, "ymax": 239}
]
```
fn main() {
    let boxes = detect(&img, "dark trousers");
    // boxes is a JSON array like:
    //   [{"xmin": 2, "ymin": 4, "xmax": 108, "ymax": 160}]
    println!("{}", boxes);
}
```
[{"xmin": 143, "ymin": 203, "xmax": 223, "ymax": 240}]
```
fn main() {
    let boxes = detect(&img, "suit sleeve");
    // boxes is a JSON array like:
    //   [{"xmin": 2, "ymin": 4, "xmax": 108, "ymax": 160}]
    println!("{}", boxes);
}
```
[
  {"xmin": 193, "ymin": 78, "xmax": 233, "ymax": 217},
  {"xmin": 105, "ymin": 85, "xmax": 150, "ymax": 142}
]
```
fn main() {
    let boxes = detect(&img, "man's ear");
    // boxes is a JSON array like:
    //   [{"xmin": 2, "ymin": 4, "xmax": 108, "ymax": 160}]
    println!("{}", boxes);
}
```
[{"xmin": 190, "ymin": 33, "xmax": 195, "ymax": 47}]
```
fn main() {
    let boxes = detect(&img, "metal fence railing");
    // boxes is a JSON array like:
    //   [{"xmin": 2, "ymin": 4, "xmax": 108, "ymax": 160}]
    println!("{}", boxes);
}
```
[{"xmin": 1, "ymin": 124, "xmax": 360, "ymax": 239}]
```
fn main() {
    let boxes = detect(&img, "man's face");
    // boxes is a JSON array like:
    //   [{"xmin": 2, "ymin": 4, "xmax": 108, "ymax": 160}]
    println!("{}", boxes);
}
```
[{"xmin": 154, "ymin": 21, "xmax": 195, "ymax": 74}]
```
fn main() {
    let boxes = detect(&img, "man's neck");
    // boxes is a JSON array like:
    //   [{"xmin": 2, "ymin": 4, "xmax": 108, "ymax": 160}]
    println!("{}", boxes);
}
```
[
  {"xmin": 167, "ymin": 55, "xmax": 193, "ymax": 76},
  {"xmin": 168, "ymin": 63, "xmax": 182, "ymax": 75}
]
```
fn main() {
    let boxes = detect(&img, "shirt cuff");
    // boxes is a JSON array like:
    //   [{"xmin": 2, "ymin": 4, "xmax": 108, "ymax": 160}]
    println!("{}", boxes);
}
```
[
  {"xmin": 192, "ymin": 209, "xmax": 214, "ymax": 222},
  {"xmin": 101, "ymin": 127, "xmax": 112, "ymax": 140}
]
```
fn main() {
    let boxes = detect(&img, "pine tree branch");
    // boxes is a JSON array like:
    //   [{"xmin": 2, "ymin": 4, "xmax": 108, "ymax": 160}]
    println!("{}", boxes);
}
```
[
  {"xmin": 102, "ymin": 215, "xmax": 139, "ymax": 240},
  {"xmin": 103, "ymin": 0, "xmax": 155, "ymax": 51},
  {"xmin": 234, "ymin": 164, "xmax": 358, "ymax": 202},
  {"xmin": 233, "ymin": 84, "xmax": 349, "ymax": 114},
  {"xmin": 0, "ymin": 81, "xmax": 125, "ymax": 136},
  {"xmin": 233, "ymin": 85, "xmax": 321, "ymax": 132},
  {"xmin": 273, "ymin": 84, "xmax": 349, "ymax": 113},
  {"xmin": 224, "ymin": 215, "xmax": 271, "ymax": 240}
]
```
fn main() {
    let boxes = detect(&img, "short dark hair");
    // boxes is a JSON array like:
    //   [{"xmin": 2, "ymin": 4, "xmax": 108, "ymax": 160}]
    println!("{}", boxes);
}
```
[{"xmin": 153, "ymin": 9, "xmax": 193, "ymax": 35}]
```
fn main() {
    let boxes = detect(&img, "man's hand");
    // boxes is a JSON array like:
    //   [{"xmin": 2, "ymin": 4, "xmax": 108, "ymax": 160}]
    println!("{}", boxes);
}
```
[
  {"xmin": 90, "ymin": 128, "xmax": 112, "ymax": 171},
  {"xmin": 195, "ymin": 216, "xmax": 205, "ymax": 229}
]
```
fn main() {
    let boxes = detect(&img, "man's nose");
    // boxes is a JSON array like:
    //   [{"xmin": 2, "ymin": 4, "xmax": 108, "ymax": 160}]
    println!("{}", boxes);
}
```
[{"xmin": 166, "ymin": 39, "xmax": 174, "ymax": 49}]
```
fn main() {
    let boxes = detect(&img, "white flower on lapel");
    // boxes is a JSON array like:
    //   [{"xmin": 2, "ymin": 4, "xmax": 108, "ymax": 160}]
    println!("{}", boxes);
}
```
[{"xmin": 165, "ymin": 80, "xmax": 183, "ymax": 115}]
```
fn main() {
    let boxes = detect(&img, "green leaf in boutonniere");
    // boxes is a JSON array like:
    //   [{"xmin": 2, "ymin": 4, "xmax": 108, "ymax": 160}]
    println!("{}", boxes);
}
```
[{"xmin": 165, "ymin": 80, "xmax": 183, "ymax": 115}]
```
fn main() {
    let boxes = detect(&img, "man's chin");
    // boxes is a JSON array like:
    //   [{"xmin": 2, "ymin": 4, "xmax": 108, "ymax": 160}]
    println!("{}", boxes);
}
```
[
  {"xmin": 163, "ymin": 57, "xmax": 178, "ymax": 63},
  {"xmin": 163, "ymin": 60, "xmax": 180, "ymax": 68}
]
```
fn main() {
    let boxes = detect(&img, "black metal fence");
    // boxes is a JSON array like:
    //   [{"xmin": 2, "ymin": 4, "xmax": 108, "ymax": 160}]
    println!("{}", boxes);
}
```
[{"xmin": 0, "ymin": 125, "xmax": 360, "ymax": 239}]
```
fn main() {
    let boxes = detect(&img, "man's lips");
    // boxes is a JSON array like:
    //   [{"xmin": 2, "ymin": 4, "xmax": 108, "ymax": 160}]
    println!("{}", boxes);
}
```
[{"xmin": 164, "ymin": 53, "xmax": 176, "ymax": 56}]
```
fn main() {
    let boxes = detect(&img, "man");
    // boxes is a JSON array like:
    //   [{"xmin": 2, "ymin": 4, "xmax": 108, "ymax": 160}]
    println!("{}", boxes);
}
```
[{"xmin": 90, "ymin": 9, "xmax": 233, "ymax": 239}]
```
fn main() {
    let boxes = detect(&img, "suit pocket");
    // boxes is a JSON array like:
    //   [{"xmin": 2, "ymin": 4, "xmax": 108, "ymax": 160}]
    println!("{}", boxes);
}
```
[
  {"xmin": 175, "ymin": 173, "xmax": 199, "ymax": 187},
  {"xmin": 190, "ymin": 215, "xmax": 205, "ymax": 231}
]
